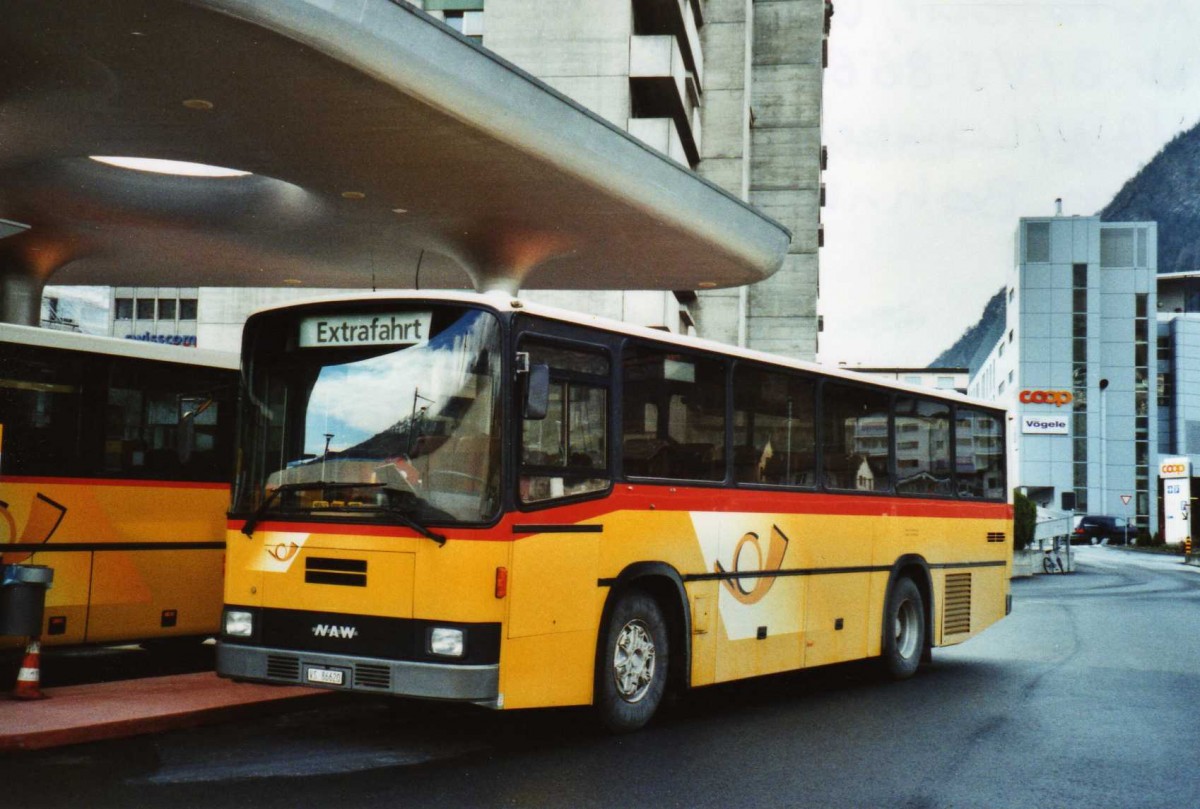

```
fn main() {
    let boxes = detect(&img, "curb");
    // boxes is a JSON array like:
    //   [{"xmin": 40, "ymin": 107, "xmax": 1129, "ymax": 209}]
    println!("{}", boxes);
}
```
[{"xmin": 0, "ymin": 672, "xmax": 327, "ymax": 752}]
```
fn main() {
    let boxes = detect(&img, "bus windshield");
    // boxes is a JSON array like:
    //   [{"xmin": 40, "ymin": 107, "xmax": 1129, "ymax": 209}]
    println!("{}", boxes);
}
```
[{"xmin": 234, "ymin": 305, "xmax": 502, "ymax": 525}]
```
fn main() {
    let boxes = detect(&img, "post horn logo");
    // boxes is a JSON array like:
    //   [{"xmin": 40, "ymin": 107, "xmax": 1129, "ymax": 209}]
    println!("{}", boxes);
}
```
[
  {"xmin": 268, "ymin": 541, "xmax": 300, "ymax": 562},
  {"xmin": 714, "ymin": 524, "xmax": 790, "ymax": 605}
]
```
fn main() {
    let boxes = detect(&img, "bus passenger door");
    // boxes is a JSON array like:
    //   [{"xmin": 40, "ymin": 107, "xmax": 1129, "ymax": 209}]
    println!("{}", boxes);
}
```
[{"xmin": 505, "ymin": 527, "xmax": 600, "ymax": 709}]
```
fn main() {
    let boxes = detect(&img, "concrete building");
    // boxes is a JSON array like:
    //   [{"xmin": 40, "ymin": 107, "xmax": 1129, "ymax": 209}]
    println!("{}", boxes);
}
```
[
  {"xmin": 428, "ymin": 0, "xmax": 830, "ymax": 357},
  {"xmin": 969, "ymin": 215, "xmax": 1158, "ymax": 534},
  {"xmin": 42, "ymin": 1, "xmax": 831, "ymax": 358}
]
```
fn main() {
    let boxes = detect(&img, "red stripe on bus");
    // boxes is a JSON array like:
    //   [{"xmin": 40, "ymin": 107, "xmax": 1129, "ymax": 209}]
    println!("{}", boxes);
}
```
[
  {"xmin": 228, "ymin": 486, "xmax": 1011, "ymax": 540},
  {"xmin": 0, "ymin": 475, "xmax": 229, "ymax": 490}
]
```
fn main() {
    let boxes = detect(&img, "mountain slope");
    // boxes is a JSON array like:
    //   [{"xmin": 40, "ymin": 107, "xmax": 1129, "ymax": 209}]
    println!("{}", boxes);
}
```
[
  {"xmin": 928, "ymin": 288, "xmax": 1005, "ymax": 373},
  {"xmin": 1101, "ymin": 123, "xmax": 1200, "ymax": 272}
]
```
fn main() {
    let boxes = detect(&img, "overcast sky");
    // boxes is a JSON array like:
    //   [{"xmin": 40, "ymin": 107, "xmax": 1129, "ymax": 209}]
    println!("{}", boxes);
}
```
[{"xmin": 818, "ymin": 0, "xmax": 1200, "ymax": 368}]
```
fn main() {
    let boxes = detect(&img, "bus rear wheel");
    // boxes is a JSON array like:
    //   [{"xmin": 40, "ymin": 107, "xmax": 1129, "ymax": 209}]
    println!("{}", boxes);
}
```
[
  {"xmin": 882, "ymin": 577, "xmax": 925, "ymax": 680},
  {"xmin": 596, "ymin": 590, "xmax": 669, "ymax": 733}
]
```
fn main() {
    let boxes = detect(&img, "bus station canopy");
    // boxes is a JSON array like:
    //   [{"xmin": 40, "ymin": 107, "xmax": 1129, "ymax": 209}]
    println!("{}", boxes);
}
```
[{"xmin": 0, "ymin": 0, "xmax": 790, "ymax": 321}]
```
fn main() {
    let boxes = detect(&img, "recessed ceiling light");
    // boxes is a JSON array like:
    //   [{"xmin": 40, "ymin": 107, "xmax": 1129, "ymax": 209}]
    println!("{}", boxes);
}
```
[
  {"xmin": 341, "ymin": 191, "xmax": 366, "ymax": 200},
  {"xmin": 89, "ymin": 156, "xmax": 250, "ymax": 178},
  {"xmin": 282, "ymin": 279, "xmax": 303, "ymax": 286},
  {"xmin": 182, "ymin": 99, "xmax": 214, "ymax": 111},
  {"xmin": 698, "ymin": 281, "xmax": 717, "ymax": 289},
  {"xmin": 392, "ymin": 208, "xmax": 408, "ymax": 214}
]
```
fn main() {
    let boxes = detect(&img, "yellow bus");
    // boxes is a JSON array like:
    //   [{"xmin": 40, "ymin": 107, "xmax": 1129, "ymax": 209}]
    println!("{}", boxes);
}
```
[
  {"xmin": 0, "ymin": 323, "xmax": 237, "ymax": 648},
  {"xmin": 218, "ymin": 292, "xmax": 1011, "ymax": 730}
]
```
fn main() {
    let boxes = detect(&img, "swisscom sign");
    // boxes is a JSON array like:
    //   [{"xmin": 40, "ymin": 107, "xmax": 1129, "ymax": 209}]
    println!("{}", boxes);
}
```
[{"xmin": 1020, "ymin": 389, "xmax": 1071, "ymax": 435}]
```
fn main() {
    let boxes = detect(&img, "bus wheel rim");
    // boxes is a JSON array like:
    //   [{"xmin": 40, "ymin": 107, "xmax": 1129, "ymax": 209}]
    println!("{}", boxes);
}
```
[
  {"xmin": 895, "ymin": 599, "xmax": 919, "ymax": 660},
  {"xmin": 613, "ymin": 619, "xmax": 656, "ymax": 703}
]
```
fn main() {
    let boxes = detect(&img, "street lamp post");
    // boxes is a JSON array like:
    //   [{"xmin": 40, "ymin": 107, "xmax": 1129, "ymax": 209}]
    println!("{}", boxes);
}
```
[{"xmin": 1099, "ymin": 378, "xmax": 1109, "ymax": 518}]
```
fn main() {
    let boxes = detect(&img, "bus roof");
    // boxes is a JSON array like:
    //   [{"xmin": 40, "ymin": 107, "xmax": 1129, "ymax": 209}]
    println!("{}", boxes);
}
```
[
  {"xmin": 0, "ymin": 323, "xmax": 239, "ymax": 371},
  {"xmin": 244, "ymin": 290, "xmax": 1006, "ymax": 413}
]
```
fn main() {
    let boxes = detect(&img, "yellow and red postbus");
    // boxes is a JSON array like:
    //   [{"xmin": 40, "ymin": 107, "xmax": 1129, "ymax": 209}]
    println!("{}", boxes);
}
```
[
  {"xmin": 218, "ymin": 292, "xmax": 1011, "ymax": 730},
  {"xmin": 0, "ymin": 323, "xmax": 237, "ymax": 648}
]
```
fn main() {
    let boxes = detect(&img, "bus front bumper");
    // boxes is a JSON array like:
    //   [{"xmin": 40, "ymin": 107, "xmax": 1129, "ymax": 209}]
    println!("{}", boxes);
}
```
[{"xmin": 216, "ymin": 642, "xmax": 500, "ymax": 704}]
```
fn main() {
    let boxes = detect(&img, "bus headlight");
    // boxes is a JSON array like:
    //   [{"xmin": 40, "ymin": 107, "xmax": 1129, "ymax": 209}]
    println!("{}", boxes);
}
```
[
  {"xmin": 429, "ymin": 627, "xmax": 464, "ymax": 657},
  {"xmin": 224, "ymin": 609, "xmax": 254, "ymax": 637}
]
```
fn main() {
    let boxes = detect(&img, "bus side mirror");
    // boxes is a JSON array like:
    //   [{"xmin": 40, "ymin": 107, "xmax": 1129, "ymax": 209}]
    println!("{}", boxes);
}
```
[
  {"xmin": 178, "ymin": 417, "xmax": 196, "ymax": 464},
  {"xmin": 524, "ymin": 364, "xmax": 550, "ymax": 420},
  {"xmin": 177, "ymin": 397, "xmax": 212, "ymax": 464}
]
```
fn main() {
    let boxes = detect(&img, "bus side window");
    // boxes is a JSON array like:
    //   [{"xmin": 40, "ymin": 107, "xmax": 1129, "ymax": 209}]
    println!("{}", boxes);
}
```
[
  {"xmin": 894, "ymin": 396, "xmax": 952, "ymax": 496},
  {"xmin": 821, "ymin": 382, "xmax": 893, "ymax": 493},
  {"xmin": 621, "ymin": 344, "xmax": 725, "ymax": 481},
  {"xmin": 519, "ymin": 340, "xmax": 611, "ymax": 505},
  {"xmin": 732, "ymin": 364, "xmax": 816, "ymax": 487},
  {"xmin": 0, "ymin": 352, "xmax": 85, "ymax": 476}
]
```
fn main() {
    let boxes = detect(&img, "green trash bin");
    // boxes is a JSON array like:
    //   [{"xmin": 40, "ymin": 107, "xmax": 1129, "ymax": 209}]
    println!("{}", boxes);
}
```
[{"xmin": 0, "ymin": 564, "xmax": 54, "ymax": 637}]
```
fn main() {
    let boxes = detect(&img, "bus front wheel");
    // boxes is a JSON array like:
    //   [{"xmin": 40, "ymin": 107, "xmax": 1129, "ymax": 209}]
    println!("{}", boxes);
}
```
[
  {"xmin": 596, "ymin": 590, "xmax": 669, "ymax": 733},
  {"xmin": 882, "ymin": 577, "xmax": 925, "ymax": 680}
]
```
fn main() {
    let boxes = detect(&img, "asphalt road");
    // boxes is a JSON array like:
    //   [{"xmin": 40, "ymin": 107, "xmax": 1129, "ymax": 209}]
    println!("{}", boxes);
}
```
[{"xmin": 4, "ymin": 546, "xmax": 1199, "ymax": 809}]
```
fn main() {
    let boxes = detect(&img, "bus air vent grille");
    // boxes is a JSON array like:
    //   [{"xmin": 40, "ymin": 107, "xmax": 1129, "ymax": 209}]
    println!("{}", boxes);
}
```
[
  {"xmin": 355, "ymin": 664, "xmax": 392, "ymax": 690},
  {"xmin": 986, "ymin": 532, "xmax": 1007, "ymax": 543},
  {"xmin": 267, "ymin": 654, "xmax": 301, "ymax": 681},
  {"xmin": 943, "ymin": 573, "xmax": 972, "ymax": 635}
]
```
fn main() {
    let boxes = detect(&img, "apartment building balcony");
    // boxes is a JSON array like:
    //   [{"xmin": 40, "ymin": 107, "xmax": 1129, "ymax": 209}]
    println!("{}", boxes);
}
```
[
  {"xmin": 631, "ymin": 0, "xmax": 704, "ymax": 90},
  {"xmin": 630, "ymin": 34, "xmax": 701, "ymax": 165},
  {"xmin": 627, "ymin": 117, "xmax": 688, "ymax": 166}
]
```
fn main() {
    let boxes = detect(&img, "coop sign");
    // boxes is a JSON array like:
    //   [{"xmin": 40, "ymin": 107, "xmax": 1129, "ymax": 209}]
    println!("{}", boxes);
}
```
[
  {"xmin": 1159, "ymin": 458, "xmax": 1190, "ymax": 478},
  {"xmin": 299, "ymin": 312, "xmax": 432, "ymax": 348},
  {"xmin": 1019, "ymin": 389, "xmax": 1073, "ymax": 407}
]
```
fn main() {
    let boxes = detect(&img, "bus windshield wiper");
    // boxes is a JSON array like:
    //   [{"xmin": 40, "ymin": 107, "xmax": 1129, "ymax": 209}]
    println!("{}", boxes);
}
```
[
  {"xmin": 376, "ymin": 486, "xmax": 447, "ymax": 546},
  {"xmin": 241, "ymin": 482, "xmax": 447, "ymax": 546}
]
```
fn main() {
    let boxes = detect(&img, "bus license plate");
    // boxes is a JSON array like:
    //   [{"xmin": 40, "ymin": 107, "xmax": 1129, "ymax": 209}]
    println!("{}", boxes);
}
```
[{"xmin": 306, "ymin": 666, "xmax": 345, "ymax": 686}]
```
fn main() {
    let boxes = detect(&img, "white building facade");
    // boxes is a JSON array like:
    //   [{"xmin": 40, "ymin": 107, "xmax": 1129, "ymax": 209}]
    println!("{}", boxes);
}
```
[{"xmin": 970, "ymin": 216, "xmax": 1158, "ymax": 534}]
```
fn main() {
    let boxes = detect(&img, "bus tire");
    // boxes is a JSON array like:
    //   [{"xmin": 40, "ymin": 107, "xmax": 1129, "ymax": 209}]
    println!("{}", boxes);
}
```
[
  {"xmin": 882, "ymin": 577, "xmax": 925, "ymax": 680},
  {"xmin": 596, "ymin": 590, "xmax": 669, "ymax": 733}
]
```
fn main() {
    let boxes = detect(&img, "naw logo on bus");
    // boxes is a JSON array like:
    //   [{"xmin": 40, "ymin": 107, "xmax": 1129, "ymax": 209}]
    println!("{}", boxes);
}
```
[{"xmin": 312, "ymin": 624, "xmax": 358, "ymax": 639}]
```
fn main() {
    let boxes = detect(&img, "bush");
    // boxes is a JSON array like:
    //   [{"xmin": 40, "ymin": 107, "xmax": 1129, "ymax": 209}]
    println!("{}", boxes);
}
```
[{"xmin": 1013, "ymin": 489, "xmax": 1036, "ymax": 551}]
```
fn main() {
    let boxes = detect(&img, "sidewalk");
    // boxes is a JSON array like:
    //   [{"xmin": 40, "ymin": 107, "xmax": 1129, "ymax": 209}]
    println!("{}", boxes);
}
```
[{"xmin": 0, "ymin": 672, "xmax": 326, "ymax": 751}]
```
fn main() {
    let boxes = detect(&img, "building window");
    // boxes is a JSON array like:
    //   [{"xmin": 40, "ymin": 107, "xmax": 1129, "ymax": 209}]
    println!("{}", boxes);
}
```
[
  {"xmin": 136, "ymin": 299, "xmax": 155, "ymax": 320},
  {"xmin": 1026, "ymin": 222, "xmax": 1050, "ymax": 263},
  {"xmin": 1133, "ymin": 292, "xmax": 1150, "ymax": 522},
  {"xmin": 1100, "ymin": 228, "xmax": 1135, "ymax": 267},
  {"xmin": 115, "ymin": 298, "xmax": 133, "ymax": 320},
  {"xmin": 936, "ymin": 376, "xmax": 954, "ymax": 389},
  {"xmin": 179, "ymin": 299, "xmax": 198, "ymax": 320},
  {"xmin": 158, "ymin": 299, "xmax": 177, "ymax": 321}
]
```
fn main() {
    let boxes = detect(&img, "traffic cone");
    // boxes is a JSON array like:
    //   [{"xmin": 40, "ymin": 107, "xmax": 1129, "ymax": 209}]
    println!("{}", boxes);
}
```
[{"xmin": 12, "ymin": 637, "xmax": 46, "ymax": 700}]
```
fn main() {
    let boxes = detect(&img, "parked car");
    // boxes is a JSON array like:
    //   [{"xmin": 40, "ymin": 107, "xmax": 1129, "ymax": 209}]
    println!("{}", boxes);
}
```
[{"xmin": 1072, "ymin": 515, "xmax": 1128, "ymax": 545}]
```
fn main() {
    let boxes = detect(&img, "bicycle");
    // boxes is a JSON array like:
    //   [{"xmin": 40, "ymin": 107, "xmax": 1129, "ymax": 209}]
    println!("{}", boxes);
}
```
[{"xmin": 1043, "ymin": 537, "xmax": 1067, "ymax": 574}]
